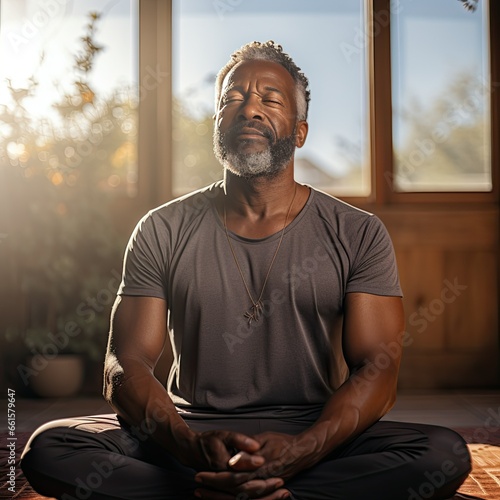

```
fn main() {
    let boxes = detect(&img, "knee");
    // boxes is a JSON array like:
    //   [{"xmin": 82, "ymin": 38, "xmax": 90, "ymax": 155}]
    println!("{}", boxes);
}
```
[
  {"xmin": 21, "ymin": 423, "xmax": 68, "ymax": 485},
  {"xmin": 405, "ymin": 426, "xmax": 471, "ymax": 500},
  {"xmin": 410, "ymin": 425, "xmax": 472, "ymax": 500},
  {"xmin": 20, "ymin": 426, "xmax": 64, "ymax": 497},
  {"xmin": 425, "ymin": 425, "xmax": 471, "ymax": 479}
]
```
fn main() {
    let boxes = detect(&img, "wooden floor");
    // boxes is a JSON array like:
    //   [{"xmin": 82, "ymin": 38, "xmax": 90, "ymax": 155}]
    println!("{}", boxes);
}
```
[
  {"xmin": 384, "ymin": 391, "xmax": 500, "ymax": 427},
  {"xmin": 2, "ymin": 390, "xmax": 499, "ymax": 432}
]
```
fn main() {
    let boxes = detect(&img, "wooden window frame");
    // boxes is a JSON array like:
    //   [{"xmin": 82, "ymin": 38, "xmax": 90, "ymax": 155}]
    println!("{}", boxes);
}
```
[
  {"xmin": 138, "ymin": 0, "xmax": 499, "ymax": 208},
  {"xmin": 137, "ymin": 0, "xmax": 172, "ymax": 210},
  {"xmin": 371, "ymin": 0, "xmax": 499, "ymax": 207}
]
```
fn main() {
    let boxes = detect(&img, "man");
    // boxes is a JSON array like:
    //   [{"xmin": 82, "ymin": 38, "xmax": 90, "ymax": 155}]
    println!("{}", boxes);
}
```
[{"xmin": 21, "ymin": 41, "xmax": 471, "ymax": 500}]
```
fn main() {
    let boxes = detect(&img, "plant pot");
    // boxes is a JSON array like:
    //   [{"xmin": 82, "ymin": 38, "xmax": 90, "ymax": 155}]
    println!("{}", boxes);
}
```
[{"xmin": 28, "ymin": 354, "xmax": 85, "ymax": 398}]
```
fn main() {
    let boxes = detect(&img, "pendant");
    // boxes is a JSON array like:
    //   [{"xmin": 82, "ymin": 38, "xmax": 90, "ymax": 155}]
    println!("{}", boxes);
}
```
[{"xmin": 244, "ymin": 300, "xmax": 263, "ymax": 326}]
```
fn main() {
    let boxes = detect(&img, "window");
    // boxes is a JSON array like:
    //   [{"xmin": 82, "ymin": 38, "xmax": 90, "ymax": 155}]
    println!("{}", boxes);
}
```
[
  {"xmin": 0, "ymin": 1, "xmax": 140, "ymax": 362},
  {"xmin": 0, "ymin": 0, "xmax": 139, "ymax": 196},
  {"xmin": 4, "ymin": 1, "xmax": 495, "ymax": 205},
  {"xmin": 391, "ymin": 0, "xmax": 491, "ymax": 192}
]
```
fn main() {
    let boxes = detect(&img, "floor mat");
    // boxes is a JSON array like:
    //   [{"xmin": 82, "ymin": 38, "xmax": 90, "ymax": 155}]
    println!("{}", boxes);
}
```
[{"xmin": 457, "ymin": 444, "xmax": 500, "ymax": 499}]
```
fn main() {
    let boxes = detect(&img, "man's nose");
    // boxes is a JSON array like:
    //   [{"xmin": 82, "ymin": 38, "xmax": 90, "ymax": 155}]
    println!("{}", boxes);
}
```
[{"xmin": 238, "ymin": 94, "xmax": 263, "ymax": 121}]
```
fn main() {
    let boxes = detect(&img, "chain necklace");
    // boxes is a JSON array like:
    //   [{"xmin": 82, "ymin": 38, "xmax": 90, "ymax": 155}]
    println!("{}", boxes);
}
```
[{"xmin": 223, "ymin": 184, "xmax": 297, "ymax": 326}]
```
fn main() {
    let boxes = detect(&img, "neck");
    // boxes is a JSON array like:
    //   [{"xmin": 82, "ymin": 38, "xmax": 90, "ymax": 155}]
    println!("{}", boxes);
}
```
[
  {"xmin": 220, "ymin": 167, "xmax": 309, "ymax": 239},
  {"xmin": 223, "ymin": 168, "xmax": 297, "ymax": 218}
]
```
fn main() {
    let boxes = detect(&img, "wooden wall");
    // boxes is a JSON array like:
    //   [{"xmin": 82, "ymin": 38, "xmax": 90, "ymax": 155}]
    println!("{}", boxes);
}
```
[{"xmin": 377, "ymin": 206, "xmax": 499, "ymax": 389}]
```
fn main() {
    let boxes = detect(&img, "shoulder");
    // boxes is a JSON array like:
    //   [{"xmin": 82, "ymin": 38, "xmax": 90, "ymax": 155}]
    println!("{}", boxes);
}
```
[
  {"xmin": 307, "ymin": 185, "xmax": 377, "ymax": 230},
  {"xmin": 136, "ymin": 181, "xmax": 222, "ymax": 234},
  {"xmin": 305, "ymin": 186, "xmax": 394, "ymax": 257},
  {"xmin": 148, "ymin": 181, "xmax": 222, "ymax": 221}
]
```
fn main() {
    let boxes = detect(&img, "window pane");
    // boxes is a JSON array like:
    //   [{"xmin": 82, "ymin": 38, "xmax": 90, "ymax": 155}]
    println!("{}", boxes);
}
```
[
  {"xmin": 0, "ymin": 1, "xmax": 139, "ymax": 366},
  {"xmin": 172, "ymin": 0, "xmax": 369, "ymax": 197},
  {"xmin": 391, "ymin": 0, "xmax": 491, "ymax": 192},
  {"xmin": 0, "ymin": 0, "xmax": 139, "ymax": 196}
]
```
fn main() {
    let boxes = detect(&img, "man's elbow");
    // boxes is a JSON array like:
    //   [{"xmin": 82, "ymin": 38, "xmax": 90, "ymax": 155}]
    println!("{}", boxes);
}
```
[
  {"xmin": 384, "ymin": 385, "xmax": 398, "ymax": 415},
  {"xmin": 102, "ymin": 351, "xmax": 124, "ymax": 405},
  {"xmin": 380, "ymin": 368, "xmax": 399, "ymax": 416}
]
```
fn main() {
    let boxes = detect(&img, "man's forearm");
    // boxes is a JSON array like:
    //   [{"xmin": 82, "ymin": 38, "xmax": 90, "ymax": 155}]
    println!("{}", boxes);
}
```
[
  {"xmin": 103, "ymin": 354, "xmax": 195, "ymax": 457},
  {"xmin": 294, "ymin": 293, "xmax": 404, "ymax": 465},
  {"xmin": 295, "ymin": 363, "xmax": 398, "ymax": 464},
  {"xmin": 192, "ymin": 364, "xmax": 399, "ymax": 490}
]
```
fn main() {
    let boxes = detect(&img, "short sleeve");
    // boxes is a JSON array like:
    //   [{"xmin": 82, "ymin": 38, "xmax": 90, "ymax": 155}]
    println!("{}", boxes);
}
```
[
  {"xmin": 346, "ymin": 216, "xmax": 402, "ymax": 297},
  {"xmin": 117, "ymin": 213, "xmax": 168, "ymax": 299}
]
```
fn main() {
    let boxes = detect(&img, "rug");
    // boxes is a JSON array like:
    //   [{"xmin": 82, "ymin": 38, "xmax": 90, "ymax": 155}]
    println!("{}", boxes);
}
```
[
  {"xmin": 1, "ymin": 433, "xmax": 53, "ymax": 500},
  {"xmin": 2, "ymin": 431, "xmax": 500, "ymax": 499},
  {"xmin": 455, "ymin": 444, "xmax": 500, "ymax": 499}
]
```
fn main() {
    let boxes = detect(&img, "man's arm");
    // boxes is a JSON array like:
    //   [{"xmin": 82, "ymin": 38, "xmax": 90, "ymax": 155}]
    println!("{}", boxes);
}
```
[
  {"xmin": 259, "ymin": 292, "xmax": 404, "ymax": 469},
  {"xmin": 103, "ymin": 295, "xmax": 190, "ymax": 455},
  {"xmin": 195, "ymin": 292, "xmax": 404, "ymax": 496},
  {"xmin": 103, "ymin": 295, "xmax": 266, "ymax": 471},
  {"xmin": 293, "ymin": 292, "xmax": 404, "ymax": 461}
]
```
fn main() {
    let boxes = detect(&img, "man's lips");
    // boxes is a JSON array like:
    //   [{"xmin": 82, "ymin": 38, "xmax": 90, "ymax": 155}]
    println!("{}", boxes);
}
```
[
  {"xmin": 219, "ymin": 121, "xmax": 275, "ymax": 154},
  {"xmin": 236, "ymin": 127, "xmax": 268, "ymax": 139},
  {"xmin": 227, "ymin": 121, "xmax": 275, "ymax": 142}
]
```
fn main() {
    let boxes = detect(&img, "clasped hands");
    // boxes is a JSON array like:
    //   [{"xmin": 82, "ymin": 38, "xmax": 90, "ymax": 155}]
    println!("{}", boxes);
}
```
[{"xmin": 181, "ymin": 430, "xmax": 318, "ymax": 500}]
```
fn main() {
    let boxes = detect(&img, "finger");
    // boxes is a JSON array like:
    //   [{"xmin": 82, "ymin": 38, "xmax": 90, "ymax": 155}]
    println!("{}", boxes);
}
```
[
  {"xmin": 262, "ymin": 488, "xmax": 291, "ymax": 500},
  {"xmin": 195, "ymin": 487, "xmax": 290, "ymax": 500},
  {"xmin": 194, "ymin": 488, "xmax": 234, "ymax": 499},
  {"xmin": 201, "ymin": 434, "xmax": 232, "ymax": 470},
  {"xmin": 237, "ymin": 477, "xmax": 285, "ymax": 498},
  {"xmin": 253, "ymin": 489, "xmax": 291, "ymax": 500},
  {"xmin": 195, "ymin": 471, "xmax": 251, "ymax": 490},
  {"xmin": 224, "ymin": 432, "xmax": 262, "ymax": 453},
  {"xmin": 196, "ymin": 471, "xmax": 286, "ymax": 495},
  {"xmin": 251, "ymin": 459, "xmax": 289, "ymax": 481},
  {"xmin": 229, "ymin": 451, "xmax": 266, "ymax": 470}
]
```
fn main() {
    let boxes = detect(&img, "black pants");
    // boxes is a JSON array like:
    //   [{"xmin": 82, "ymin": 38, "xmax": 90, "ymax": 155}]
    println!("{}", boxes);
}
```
[{"xmin": 20, "ymin": 414, "xmax": 471, "ymax": 500}]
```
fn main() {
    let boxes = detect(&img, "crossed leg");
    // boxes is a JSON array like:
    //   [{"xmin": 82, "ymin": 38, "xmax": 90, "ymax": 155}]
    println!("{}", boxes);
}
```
[
  {"xmin": 20, "ymin": 414, "xmax": 471, "ymax": 500},
  {"xmin": 285, "ymin": 421, "xmax": 471, "ymax": 500}
]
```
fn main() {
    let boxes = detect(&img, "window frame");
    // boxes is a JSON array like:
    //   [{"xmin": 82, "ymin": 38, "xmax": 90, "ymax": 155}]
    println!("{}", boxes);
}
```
[
  {"xmin": 371, "ymin": 0, "xmax": 499, "ymax": 206},
  {"xmin": 138, "ymin": 0, "xmax": 499, "ymax": 208},
  {"xmin": 137, "ymin": 0, "xmax": 172, "ymax": 210}
]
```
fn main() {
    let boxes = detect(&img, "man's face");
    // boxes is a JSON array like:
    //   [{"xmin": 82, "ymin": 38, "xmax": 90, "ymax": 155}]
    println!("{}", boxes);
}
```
[{"xmin": 213, "ymin": 59, "xmax": 302, "ymax": 179}]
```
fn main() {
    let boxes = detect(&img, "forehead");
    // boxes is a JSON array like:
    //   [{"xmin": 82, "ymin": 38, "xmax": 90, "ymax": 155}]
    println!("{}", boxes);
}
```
[{"xmin": 221, "ymin": 59, "xmax": 296, "ymax": 95}]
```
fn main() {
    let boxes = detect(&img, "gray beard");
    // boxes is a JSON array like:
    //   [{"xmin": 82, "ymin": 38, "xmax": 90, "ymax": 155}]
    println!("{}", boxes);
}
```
[{"xmin": 213, "ymin": 126, "xmax": 296, "ymax": 179}]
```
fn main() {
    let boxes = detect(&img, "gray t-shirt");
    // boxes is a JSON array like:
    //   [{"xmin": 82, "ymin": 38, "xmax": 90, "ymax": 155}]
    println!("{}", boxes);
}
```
[{"xmin": 118, "ymin": 181, "xmax": 402, "ymax": 419}]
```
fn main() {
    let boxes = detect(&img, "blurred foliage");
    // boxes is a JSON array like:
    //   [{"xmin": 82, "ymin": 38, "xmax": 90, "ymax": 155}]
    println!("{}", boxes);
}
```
[
  {"xmin": 335, "ymin": 70, "xmax": 489, "ymax": 191},
  {"xmin": 172, "ymin": 97, "xmax": 222, "ymax": 193},
  {"xmin": 0, "ymin": 12, "xmax": 136, "ymax": 362},
  {"xmin": 394, "ymin": 72, "xmax": 489, "ymax": 189}
]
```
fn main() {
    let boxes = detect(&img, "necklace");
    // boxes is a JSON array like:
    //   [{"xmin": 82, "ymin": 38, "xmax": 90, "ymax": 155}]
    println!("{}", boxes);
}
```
[{"xmin": 223, "ymin": 184, "xmax": 297, "ymax": 326}]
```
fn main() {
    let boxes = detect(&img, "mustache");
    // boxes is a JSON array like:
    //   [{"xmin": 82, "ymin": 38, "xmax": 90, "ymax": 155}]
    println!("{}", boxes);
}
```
[{"xmin": 224, "ymin": 120, "xmax": 275, "ymax": 141}]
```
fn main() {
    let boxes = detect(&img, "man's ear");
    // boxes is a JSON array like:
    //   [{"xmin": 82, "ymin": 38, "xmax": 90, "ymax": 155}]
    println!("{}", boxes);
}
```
[{"xmin": 295, "ymin": 120, "xmax": 308, "ymax": 148}]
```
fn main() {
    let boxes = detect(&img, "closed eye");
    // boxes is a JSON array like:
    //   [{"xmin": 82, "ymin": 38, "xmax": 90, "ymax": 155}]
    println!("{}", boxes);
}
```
[{"xmin": 223, "ymin": 93, "xmax": 244, "ymax": 104}]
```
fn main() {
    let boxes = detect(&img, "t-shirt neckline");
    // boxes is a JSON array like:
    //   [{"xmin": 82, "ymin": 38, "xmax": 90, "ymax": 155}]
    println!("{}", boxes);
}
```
[{"xmin": 210, "ymin": 183, "xmax": 314, "ymax": 244}]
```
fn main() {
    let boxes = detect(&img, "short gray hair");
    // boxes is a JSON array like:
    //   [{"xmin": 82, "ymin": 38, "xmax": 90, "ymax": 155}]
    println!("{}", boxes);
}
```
[{"xmin": 215, "ymin": 40, "xmax": 310, "ymax": 121}]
